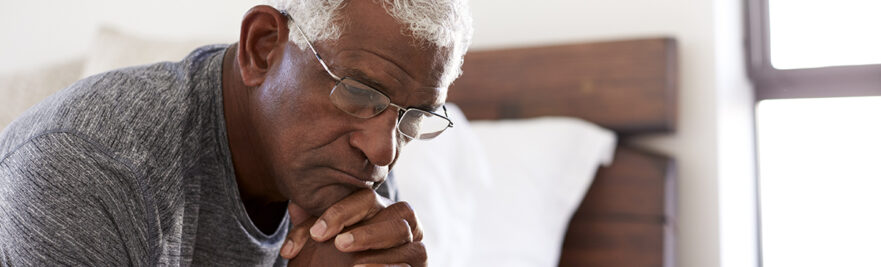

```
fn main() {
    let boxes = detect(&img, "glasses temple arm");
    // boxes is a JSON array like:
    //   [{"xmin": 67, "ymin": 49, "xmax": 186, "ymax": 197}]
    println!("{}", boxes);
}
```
[
  {"xmin": 442, "ymin": 105, "xmax": 454, "ymax": 127},
  {"xmin": 286, "ymin": 11, "xmax": 343, "ymax": 81}
]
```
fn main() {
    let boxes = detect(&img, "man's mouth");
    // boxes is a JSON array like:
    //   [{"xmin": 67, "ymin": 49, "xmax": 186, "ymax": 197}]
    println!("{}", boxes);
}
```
[{"xmin": 326, "ymin": 167, "xmax": 377, "ymax": 189}]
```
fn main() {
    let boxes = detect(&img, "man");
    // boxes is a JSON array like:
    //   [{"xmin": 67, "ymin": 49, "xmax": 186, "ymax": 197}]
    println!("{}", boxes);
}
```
[{"xmin": 0, "ymin": 0, "xmax": 472, "ymax": 265}]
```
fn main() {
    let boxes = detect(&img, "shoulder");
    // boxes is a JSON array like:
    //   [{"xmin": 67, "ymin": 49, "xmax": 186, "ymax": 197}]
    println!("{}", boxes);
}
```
[
  {"xmin": 0, "ymin": 131, "xmax": 144, "ymax": 216},
  {"xmin": 0, "ymin": 131, "xmax": 153, "ymax": 265},
  {"xmin": 1, "ymin": 130, "xmax": 139, "ymax": 182},
  {"xmin": 0, "ymin": 62, "xmax": 184, "ymax": 154},
  {"xmin": 0, "ymin": 44, "xmax": 227, "ymax": 168}
]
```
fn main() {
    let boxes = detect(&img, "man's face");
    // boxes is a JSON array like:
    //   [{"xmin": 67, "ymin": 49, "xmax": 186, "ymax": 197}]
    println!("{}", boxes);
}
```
[{"xmin": 250, "ymin": 1, "xmax": 451, "ymax": 216}]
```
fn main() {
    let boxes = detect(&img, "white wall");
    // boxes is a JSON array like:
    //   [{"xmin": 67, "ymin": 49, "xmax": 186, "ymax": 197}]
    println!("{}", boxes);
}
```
[
  {"xmin": 0, "ymin": 1, "xmax": 758, "ymax": 267},
  {"xmin": 0, "ymin": 0, "xmax": 255, "ymax": 73}
]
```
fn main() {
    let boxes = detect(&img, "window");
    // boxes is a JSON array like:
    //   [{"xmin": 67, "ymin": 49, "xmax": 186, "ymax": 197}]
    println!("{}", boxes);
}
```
[
  {"xmin": 769, "ymin": 0, "xmax": 881, "ymax": 69},
  {"xmin": 747, "ymin": 0, "xmax": 881, "ymax": 100},
  {"xmin": 756, "ymin": 97, "xmax": 881, "ymax": 267},
  {"xmin": 747, "ymin": 0, "xmax": 881, "ymax": 266}
]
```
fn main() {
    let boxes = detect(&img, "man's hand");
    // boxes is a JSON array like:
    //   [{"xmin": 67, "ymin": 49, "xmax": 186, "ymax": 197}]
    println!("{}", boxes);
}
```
[{"xmin": 281, "ymin": 189, "xmax": 427, "ymax": 267}]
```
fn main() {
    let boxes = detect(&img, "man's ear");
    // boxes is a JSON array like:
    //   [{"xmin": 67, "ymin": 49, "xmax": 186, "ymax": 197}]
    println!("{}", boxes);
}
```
[{"xmin": 237, "ymin": 5, "xmax": 290, "ymax": 87}]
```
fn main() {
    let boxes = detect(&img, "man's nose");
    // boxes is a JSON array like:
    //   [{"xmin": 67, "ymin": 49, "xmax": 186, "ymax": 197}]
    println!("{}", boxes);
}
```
[{"xmin": 349, "ymin": 108, "xmax": 398, "ymax": 167}]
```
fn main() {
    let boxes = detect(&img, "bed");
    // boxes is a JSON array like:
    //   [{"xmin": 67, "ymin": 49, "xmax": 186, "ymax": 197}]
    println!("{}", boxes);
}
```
[{"xmin": 448, "ymin": 37, "xmax": 678, "ymax": 267}]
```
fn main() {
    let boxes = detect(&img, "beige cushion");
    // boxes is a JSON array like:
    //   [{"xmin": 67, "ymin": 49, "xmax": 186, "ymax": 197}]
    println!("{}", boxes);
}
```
[
  {"xmin": 81, "ymin": 26, "xmax": 224, "ymax": 78},
  {"xmin": 0, "ymin": 26, "xmax": 227, "ymax": 131},
  {"xmin": 0, "ymin": 59, "xmax": 84, "ymax": 131}
]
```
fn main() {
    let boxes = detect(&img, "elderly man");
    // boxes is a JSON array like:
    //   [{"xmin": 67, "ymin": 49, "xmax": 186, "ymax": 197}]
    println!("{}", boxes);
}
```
[{"xmin": 0, "ymin": 0, "xmax": 472, "ymax": 266}]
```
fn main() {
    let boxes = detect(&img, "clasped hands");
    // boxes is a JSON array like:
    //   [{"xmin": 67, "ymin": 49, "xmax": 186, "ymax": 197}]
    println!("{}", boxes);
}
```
[{"xmin": 280, "ymin": 189, "xmax": 426, "ymax": 267}]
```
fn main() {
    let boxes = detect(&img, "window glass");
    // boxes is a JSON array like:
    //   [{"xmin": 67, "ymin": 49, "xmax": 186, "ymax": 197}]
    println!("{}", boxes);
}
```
[
  {"xmin": 770, "ymin": 0, "xmax": 881, "ymax": 69},
  {"xmin": 757, "ymin": 96, "xmax": 881, "ymax": 266}
]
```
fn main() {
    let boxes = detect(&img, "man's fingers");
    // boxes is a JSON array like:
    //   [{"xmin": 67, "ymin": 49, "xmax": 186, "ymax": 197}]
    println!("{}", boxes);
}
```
[
  {"xmin": 288, "ymin": 201, "xmax": 311, "ymax": 226},
  {"xmin": 280, "ymin": 222, "xmax": 310, "ymax": 259},
  {"xmin": 311, "ymin": 189, "xmax": 384, "ymax": 242},
  {"xmin": 363, "ymin": 201, "xmax": 423, "ymax": 242},
  {"xmin": 282, "ymin": 201, "xmax": 316, "ymax": 259},
  {"xmin": 353, "ymin": 241, "xmax": 427, "ymax": 267},
  {"xmin": 335, "ymin": 219, "xmax": 412, "ymax": 252}
]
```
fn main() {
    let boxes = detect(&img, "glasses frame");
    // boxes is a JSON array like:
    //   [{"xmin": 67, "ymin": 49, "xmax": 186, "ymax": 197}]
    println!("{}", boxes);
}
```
[{"xmin": 280, "ymin": 11, "xmax": 454, "ymax": 140}]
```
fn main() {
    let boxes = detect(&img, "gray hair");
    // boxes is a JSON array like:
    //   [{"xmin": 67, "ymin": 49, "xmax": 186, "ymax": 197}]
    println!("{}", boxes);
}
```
[{"xmin": 264, "ymin": 0, "xmax": 473, "ymax": 89}]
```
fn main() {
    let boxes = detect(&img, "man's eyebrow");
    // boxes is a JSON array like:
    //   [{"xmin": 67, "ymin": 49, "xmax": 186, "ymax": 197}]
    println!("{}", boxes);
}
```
[
  {"xmin": 340, "ymin": 68, "xmax": 390, "ymax": 93},
  {"xmin": 339, "ymin": 68, "xmax": 442, "ymax": 111}
]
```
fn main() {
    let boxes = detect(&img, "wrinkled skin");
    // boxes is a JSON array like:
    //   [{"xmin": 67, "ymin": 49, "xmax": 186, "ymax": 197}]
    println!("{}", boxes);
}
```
[{"xmin": 222, "ymin": 1, "xmax": 450, "ymax": 266}]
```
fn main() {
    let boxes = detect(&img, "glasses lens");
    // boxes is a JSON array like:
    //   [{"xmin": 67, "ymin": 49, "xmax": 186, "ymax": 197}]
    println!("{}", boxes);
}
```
[
  {"xmin": 399, "ymin": 109, "xmax": 451, "ymax": 140},
  {"xmin": 330, "ymin": 78, "xmax": 390, "ymax": 118}
]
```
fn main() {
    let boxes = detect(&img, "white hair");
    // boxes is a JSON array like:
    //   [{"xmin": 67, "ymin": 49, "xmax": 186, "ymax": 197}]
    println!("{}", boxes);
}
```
[{"xmin": 264, "ymin": 0, "xmax": 473, "ymax": 89}]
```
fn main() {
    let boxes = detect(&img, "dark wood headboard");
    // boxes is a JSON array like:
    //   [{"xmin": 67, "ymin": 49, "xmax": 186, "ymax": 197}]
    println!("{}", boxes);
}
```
[
  {"xmin": 448, "ymin": 38, "xmax": 678, "ymax": 267},
  {"xmin": 448, "ymin": 38, "xmax": 677, "ymax": 135}
]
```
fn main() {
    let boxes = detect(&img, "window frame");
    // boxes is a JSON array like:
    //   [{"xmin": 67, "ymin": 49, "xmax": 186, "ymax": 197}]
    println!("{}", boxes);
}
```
[
  {"xmin": 747, "ymin": 0, "xmax": 881, "ymax": 265},
  {"xmin": 745, "ymin": 0, "xmax": 881, "ymax": 100}
]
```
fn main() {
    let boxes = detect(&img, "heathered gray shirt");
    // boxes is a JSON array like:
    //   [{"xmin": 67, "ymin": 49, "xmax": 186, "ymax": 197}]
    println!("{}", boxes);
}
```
[{"xmin": 0, "ymin": 45, "xmax": 290, "ymax": 266}]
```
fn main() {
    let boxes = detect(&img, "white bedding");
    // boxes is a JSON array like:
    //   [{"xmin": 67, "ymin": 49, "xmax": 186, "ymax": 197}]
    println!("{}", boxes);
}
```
[{"xmin": 394, "ymin": 104, "xmax": 616, "ymax": 267}]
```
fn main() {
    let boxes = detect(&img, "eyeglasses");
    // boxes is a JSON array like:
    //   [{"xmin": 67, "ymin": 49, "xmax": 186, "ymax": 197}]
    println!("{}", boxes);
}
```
[{"xmin": 282, "ymin": 12, "xmax": 454, "ymax": 140}]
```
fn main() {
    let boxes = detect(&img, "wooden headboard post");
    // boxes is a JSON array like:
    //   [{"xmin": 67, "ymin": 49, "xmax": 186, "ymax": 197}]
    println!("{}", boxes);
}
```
[{"xmin": 448, "ymin": 37, "xmax": 678, "ymax": 267}]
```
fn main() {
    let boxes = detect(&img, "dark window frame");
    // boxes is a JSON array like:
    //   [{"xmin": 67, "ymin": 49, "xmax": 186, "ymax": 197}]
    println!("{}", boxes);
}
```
[{"xmin": 745, "ymin": 0, "xmax": 881, "ymax": 100}]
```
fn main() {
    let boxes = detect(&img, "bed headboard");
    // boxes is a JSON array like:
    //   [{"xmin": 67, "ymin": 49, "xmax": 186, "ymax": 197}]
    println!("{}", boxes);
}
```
[
  {"xmin": 448, "ymin": 37, "xmax": 678, "ymax": 267},
  {"xmin": 448, "ymin": 38, "xmax": 677, "ymax": 135}
]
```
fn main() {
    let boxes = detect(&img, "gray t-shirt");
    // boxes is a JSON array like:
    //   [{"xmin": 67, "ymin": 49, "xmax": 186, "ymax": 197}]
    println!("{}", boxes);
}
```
[{"xmin": 0, "ymin": 45, "xmax": 290, "ymax": 266}]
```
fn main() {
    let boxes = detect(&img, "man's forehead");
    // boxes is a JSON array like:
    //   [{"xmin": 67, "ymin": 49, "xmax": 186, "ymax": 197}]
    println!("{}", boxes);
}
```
[{"xmin": 333, "ymin": 0, "xmax": 451, "ymax": 87}]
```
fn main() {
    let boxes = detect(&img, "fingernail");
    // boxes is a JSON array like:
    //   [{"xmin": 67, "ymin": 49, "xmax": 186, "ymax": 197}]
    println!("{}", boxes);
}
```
[
  {"xmin": 310, "ymin": 219, "xmax": 327, "ymax": 239},
  {"xmin": 336, "ymin": 232, "xmax": 354, "ymax": 249},
  {"xmin": 281, "ymin": 240, "xmax": 294, "ymax": 257}
]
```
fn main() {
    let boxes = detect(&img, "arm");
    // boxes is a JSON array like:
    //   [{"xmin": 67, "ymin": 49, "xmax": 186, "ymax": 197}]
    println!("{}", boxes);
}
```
[{"xmin": 0, "ymin": 132, "xmax": 151, "ymax": 266}]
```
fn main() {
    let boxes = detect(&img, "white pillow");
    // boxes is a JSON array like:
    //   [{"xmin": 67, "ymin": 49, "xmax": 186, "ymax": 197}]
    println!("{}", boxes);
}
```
[
  {"xmin": 393, "ymin": 104, "xmax": 493, "ymax": 267},
  {"xmin": 394, "ymin": 107, "xmax": 616, "ymax": 267},
  {"xmin": 468, "ymin": 118, "xmax": 616, "ymax": 267}
]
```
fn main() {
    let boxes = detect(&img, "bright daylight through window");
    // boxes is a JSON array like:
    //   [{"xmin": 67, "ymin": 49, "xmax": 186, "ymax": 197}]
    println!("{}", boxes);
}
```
[
  {"xmin": 769, "ymin": 0, "xmax": 881, "ymax": 69},
  {"xmin": 757, "ymin": 96, "xmax": 881, "ymax": 267}
]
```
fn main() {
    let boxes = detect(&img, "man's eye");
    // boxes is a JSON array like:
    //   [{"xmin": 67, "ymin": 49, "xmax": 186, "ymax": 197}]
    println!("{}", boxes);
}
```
[
  {"xmin": 343, "ymin": 86, "xmax": 383, "ymax": 105},
  {"xmin": 345, "ymin": 84, "xmax": 374, "ymax": 97}
]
